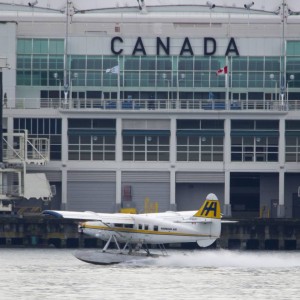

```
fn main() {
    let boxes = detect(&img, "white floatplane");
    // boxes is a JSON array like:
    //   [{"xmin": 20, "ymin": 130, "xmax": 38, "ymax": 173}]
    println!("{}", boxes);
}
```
[{"xmin": 43, "ymin": 193, "xmax": 226, "ymax": 264}]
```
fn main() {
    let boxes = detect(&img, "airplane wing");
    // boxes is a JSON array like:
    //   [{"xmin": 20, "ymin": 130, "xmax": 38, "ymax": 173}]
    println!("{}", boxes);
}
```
[
  {"xmin": 177, "ymin": 218, "xmax": 212, "ymax": 223},
  {"xmin": 42, "ymin": 210, "xmax": 135, "ymax": 224}
]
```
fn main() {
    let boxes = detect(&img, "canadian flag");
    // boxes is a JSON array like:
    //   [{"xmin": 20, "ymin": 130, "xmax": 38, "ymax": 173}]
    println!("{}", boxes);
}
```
[{"xmin": 216, "ymin": 66, "xmax": 228, "ymax": 76}]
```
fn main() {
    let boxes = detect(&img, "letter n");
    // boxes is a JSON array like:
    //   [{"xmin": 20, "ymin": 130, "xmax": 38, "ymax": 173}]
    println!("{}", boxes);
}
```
[{"xmin": 156, "ymin": 37, "xmax": 170, "ymax": 55}]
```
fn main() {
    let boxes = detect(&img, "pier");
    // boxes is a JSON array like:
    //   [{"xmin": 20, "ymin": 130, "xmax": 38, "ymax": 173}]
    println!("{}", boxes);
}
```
[{"xmin": 0, "ymin": 216, "xmax": 300, "ymax": 250}]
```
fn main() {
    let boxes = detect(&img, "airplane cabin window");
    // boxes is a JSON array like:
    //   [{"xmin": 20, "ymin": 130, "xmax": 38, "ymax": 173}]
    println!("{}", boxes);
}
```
[
  {"xmin": 144, "ymin": 225, "xmax": 149, "ymax": 230},
  {"xmin": 154, "ymin": 225, "xmax": 158, "ymax": 231},
  {"xmin": 138, "ymin": 224, "xmax": 142, "ymax": 230}
]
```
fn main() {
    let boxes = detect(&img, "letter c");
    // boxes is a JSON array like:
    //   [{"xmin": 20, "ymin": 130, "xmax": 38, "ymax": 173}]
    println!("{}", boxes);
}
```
[{"xmin": 111, "ymin": 36, "xmax": 124, "ymax": 55}]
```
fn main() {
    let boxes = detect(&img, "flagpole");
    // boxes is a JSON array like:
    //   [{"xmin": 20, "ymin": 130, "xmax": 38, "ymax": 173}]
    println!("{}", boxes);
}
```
[
  {"xmin": 225, "ymin": 56, "xmax": 229, "ymax": 109},
  {"xmin": 117, "ymin": 57, "xmax": 120, "ymax": 109}
]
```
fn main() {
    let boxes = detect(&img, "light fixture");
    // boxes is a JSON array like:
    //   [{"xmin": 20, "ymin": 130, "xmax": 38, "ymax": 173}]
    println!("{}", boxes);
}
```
[
  {"xmin": 28, "ymin": 0, "xmax": 38, "ymax": 7},
  {"xmin": 244, "ymin": 2, "xmax": 254, "ymax": 9},
  {"xmin": 137, "ymin": 0, "xmax": 147, "ymax": 13},
  {"xmin": 256, "ymin": 137, "xmax": 261, "ymax": 143},
  {"xmin": 206, "ymin": 1, "xmax": 215, "ymax": 9},
  {"xmin": 289, "ymin": 74, "xmax": 295, "ymax": 81},
  {"xmin": 147, "ymin": 136, "xmax": 152, "ymax": 142},
  {"xmin": 201, "ymin": 136, "xmax": 206, "ymax": 142}
]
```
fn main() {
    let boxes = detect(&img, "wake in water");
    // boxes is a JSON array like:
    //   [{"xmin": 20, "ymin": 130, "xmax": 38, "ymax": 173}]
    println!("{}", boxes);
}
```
[{"xmin": 124, "ymin": 250, "xmax": 300, "ymax": 268}]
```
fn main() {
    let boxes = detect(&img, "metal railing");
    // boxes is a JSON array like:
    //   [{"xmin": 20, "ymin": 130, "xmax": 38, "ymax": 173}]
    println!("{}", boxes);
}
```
[
  {"xmin": 11, "ymin": 98, "xmax": 300, "ymax": 111},
  {"xmin": 2, "ymin": 133, "xmax": 50, "ymax": 165}
]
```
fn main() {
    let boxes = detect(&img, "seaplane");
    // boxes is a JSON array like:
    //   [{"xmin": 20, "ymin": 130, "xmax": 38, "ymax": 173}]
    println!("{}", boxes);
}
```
[{"xmin": 43, "ymin": 193, "xmax": 227, "ymax": 265}]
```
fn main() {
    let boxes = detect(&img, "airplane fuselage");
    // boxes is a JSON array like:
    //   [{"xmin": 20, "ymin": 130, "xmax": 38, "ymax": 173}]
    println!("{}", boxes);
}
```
[{"xmin": 80, "ymin": 213, "xmax": 219, "ymax": 246}]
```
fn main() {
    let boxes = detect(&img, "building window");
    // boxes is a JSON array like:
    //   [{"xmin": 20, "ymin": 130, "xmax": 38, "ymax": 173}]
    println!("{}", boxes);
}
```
[
  {"xmin": 231, "ymin": 136, "xmax": 278, "ymax": 162},
  {"xmin": 177, "ymin": 136, "xmax": 223, "ymax": 162},
  {"xmin": 68, "ymin": 119, "xmax": 116, "ymax": 161},
  {"xmin": 13, "ymin": 118, "xmax": 62, "ymax": 160},
  {"xmin": 176, "ymin": 119, "xmax": 224, "ymax": 162},
  {"xmin": 285, "ymin": 120, "xmax": 300, "ymax": 162},
  {"xmin": 231, "ymin": 120, "xmax": 279, "ymax": 162},
  {"xmin": 123, "ymin": 134, "xmax": 169, "ymax": 162}
]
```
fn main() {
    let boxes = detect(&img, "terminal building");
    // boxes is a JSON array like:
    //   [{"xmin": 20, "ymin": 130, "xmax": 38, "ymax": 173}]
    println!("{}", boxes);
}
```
[{"xmin": 0, "ymin": 0, "xmax": 300, "ymax": 218}]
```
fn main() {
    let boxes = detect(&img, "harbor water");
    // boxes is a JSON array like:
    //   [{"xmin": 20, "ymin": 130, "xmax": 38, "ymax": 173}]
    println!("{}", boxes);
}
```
[{"xmin": 0, "ymin": 249, "xmax": 300, "ymax": 300}]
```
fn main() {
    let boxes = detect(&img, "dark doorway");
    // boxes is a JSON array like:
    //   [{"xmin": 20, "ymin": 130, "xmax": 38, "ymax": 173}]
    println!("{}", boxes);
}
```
[
  {"xmin": 230, "ymin": 173, "xmax": 260, "ymax": 218},
  {"xmin": 292, "ymin": 193, "xmax": 300, "ymax": 218}
]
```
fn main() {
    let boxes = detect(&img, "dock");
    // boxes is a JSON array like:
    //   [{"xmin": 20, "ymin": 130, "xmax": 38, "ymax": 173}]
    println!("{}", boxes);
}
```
[{"xmin": 0, "ymin": 216, "xmax": 300, "ymax": 250}]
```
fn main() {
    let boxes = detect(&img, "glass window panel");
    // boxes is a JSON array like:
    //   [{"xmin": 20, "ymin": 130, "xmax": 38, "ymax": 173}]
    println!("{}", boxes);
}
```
[
  {"xmin": 201, "ymin": 153, "xmax": 211, "ymax": 161},
  {"xmin": 123, "ymin": 152, "xmax": 133, "ymax": 160},
  {"xmin": 17, "ymin": 55, "xmax": 32, "ymax": 69},
  {"xmin": 248, "ymin": 72, "xmax": 263, "ymax": 88},
  {"xmin": 49, "ymin": 39, "xmax": 64, "ymax": 54},
  {"xmin": 177, "ymin": 152, "xmax": 187, "ymax": 161},
  {"xmin": 93, "ymin": 153, "xmax": 103, "ymax": 160},
  {"xmin": 232, "ymin": 72, "xmax": 247, "ymax": 88},
  {"xmin": 159, "ymin": 152, "xmax": 169, "ymax": 161},
  {"xmin": 157, "ymin": 57, "xmax": 172, "ymax": 70},
  {"xmin": 232, "ymin": 57, "xmax": 248, "ymax": 71},
  {"xmin": 49, "ymin": 55, "xmax": 64, "ymax": 69},
  {"xmin": 248, "ymin": 57, "xmax": 264, "ymax": 71},
  {"xmin": 141, "ymin": 57, "xmax": 156, "ymax": 70},
  {"xmin": 124, "ymin": 57, "xmax": 140, "ymax": 70},
  {"xmin": 32, "ymin": 55, "xmax": 48, "ymax": 69},
  {"xmin": 265, "ymin": 57, "xmax": 280, "ymax": 71},
  {"xmin": 179, "ymin": 57, "xmax": 194, "ymax": 71},
  {"xmin": 87, "ymin": 56, "xmax": 102, "ymax": 69},
  {"xmin": 17, "ymin": 39, "xmax": 32, "ymax": 54},
  {"xmin": 71, "ymin": 56, "xmax": 86, "ymax": 69},
  {"xmin": 33, "ymin": 39, "xmax": 48, "ymax": 54},
  {"xmin": 69, "ymin": 152, "xmax": 79, "ymax": 160},
  {"xmin": 194, "ymin": 57, "xmax": 209, "ymax": 70},
  {"xmin": 80, "ymin": 152, "xmax": 91, "ymax": 160}
]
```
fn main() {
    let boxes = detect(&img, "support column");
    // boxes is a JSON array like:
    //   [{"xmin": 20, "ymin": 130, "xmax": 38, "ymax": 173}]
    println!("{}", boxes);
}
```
[
  {"xmin": 115, "ymin": 169, "xmax": 122, "ymax": 212},
  {"xmin": 170, "ymin": 169, "xmax": 176, "ymax": 211},
  {"xmin": 61, "ymin": 117, "xmax": 68, "ymax": 210},
  {"xmin": 115, "ymin": 118, "xmax": 122, "ymax": 212},
  {"xmin": 278, "ymin": 170, "xmax": 285, "ymax": 217},
  {"xmin": 224, "ymin": 170, "xmax": 231, "ymax": 216},
  {"xmin": 278, "ymin": 118, "xmax": 285, "ymax": 217},
  {"xmin": 169, "ymin": 118, "xmax": 176, "ymax": 211},
  {"xmin": 223, "ymin": 118, "xmax": 231, "ymax": 216},
  {"xmin": 61, "ymin": 168, "xmax": 67, "ymax": 210}
]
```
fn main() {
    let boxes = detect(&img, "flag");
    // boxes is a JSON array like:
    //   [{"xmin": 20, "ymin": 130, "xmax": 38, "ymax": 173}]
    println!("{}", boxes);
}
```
[
  {"xmin": 106, "ymin": 65, "xmax": 119, "ymax": 74},
  {"xmin": 216, "ymin": 66, "xmax": 228, "ymax": 76}
]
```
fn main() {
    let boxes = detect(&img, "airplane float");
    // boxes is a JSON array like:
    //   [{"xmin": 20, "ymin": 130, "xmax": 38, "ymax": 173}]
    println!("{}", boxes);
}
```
[{"xmin": 43, "ymin": 193, "xmax": 229, "ymax": 265}]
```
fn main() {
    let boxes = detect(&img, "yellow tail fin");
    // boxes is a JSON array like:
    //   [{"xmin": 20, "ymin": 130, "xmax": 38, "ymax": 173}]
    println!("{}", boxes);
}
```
[{"xmin": 193, "ymin": 193, "xmax": 221, "ymax": 219}]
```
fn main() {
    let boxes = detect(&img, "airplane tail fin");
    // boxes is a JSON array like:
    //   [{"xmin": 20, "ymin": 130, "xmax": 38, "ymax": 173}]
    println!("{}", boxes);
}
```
[
  {"xmin": 193, "ymin": 193, "xmax": 221, "ymax": 248},
  {"xmin": 193, "ymin": 193, "xmax": 221, "ymax": 219}
]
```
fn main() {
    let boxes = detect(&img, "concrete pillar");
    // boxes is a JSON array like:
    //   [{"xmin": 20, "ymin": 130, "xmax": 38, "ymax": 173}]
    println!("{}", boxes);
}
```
[
  {"xmin": 115, "ymin": 118, "xmax": 122, "ymax": 212},
  {"xmin": 278, "ymin": 170, "xmax": 285, "ymax": 217},
  {"xmin": 278, "ymin": 118, "xmax": 285, "ymax": 217},
  {"xmin": 223, "ymin": 118, "xmax": 231, "ymax": 216},
  {"xmin": 170, "ymin": 169, "xmax": 176, "ymax": 211},
  {"xmin": 61, "ymin": 117, "xmax": 68, "ymax": 210},
  {"xmin": 115, "ymin": 169, "xmax": 122, "ymax": 212},
  {"xmin": 169, "ymin": 118, "xmax": 177, "ymax": 211}
]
